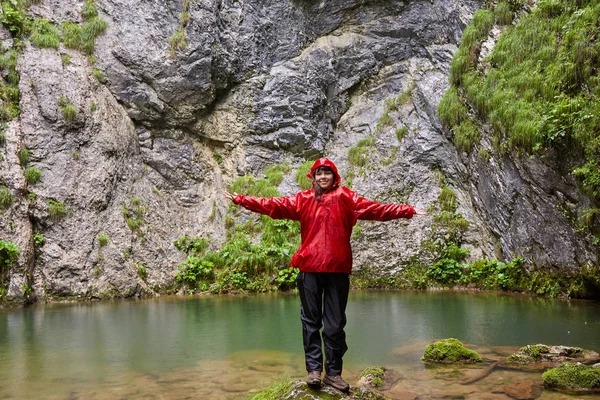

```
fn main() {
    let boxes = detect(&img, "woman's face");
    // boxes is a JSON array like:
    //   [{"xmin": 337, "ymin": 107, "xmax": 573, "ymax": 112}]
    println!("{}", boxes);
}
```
[{"xmin": 314, "ymin": 169, "xmax": 334, "ymax": 190}]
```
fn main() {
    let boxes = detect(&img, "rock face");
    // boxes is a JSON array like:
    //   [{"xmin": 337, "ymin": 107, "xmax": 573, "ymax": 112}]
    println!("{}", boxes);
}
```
[{"xmin": 0, "ymin": 0, "xmax": 597, "ymax": 304}]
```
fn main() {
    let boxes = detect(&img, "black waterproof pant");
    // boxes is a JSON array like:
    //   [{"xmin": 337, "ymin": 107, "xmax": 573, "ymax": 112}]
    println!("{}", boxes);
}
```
[{"xmin": 296, "ymin": 271, "xmax": 350, "ymax": 376}]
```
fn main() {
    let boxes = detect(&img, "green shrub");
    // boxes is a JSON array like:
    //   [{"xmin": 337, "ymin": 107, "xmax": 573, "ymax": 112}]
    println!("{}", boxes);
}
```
[
  {"xmin": 0, "ymin": 0, "xmax": 27, "ymax": 35},
  {"xmin": 24, "ymin": 167, "xmax": 42, "ymax": 185},
  {"xmin": 30, "ymin": 19, "xmax": 60, "ymax": 49},
  {"xmin": 0, "ymin": 239, "xmax": 20, "ymax": 290},
  {"xmin": 47, "ymin": 199, "xmax": 66, "ymax": 220},
  {"xmin": 0, "ymin": 130, "xmax": 5, "ymax": 147},
  {"xmin": 0, "ymin": 186, "xmax": 14, "ymax": 209}
]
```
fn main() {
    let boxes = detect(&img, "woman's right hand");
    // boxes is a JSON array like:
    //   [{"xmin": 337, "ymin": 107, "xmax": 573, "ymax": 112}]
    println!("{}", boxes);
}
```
[{"xmin": 224, "ymin": 191, "xmax": 236, "ymax": 201}]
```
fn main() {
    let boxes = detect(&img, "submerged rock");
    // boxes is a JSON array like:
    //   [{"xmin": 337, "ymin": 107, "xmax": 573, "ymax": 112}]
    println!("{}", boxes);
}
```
[
  {"xmin": 502, "ymin": 379, "xmax": 542, "ymax": 400},
  {"xmin": 542, "ymin": 362, "xmax": 600, "ymax": 392},
  {"xmin": 248, "ymin": 380, "xmax": 390, "ymax": 400},
  {"xmin": 422, "ymin": 338, "xmax": 483, "ymax": 363}
]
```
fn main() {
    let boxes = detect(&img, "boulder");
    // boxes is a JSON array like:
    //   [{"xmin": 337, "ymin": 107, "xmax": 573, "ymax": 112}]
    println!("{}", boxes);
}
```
[
  {"xmin": 422, "ymin": 338, "xmax": 483, "ymax": 363},
  {"xmin": 542, "ymin": 362, "xmax": 600, "ymax": 392}
]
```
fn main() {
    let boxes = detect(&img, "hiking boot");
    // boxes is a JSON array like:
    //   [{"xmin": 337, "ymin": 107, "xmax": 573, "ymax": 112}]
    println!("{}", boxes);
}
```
[
  {"xmin": 323, "ymin": 375, "xmax": 350, "ymax": 392},
  {"xmin": 306, "ymin": 370, "xmax": 322, "ymax": 387}
]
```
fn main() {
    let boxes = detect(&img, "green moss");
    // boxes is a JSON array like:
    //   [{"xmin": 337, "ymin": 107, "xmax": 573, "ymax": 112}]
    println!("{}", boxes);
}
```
[
  {"xmin": 247, "ymin": 380, "xmax": 297, "ymax": 400},
  {"xmin": 360, "ymin": 366, "xmax": 386, "ymax": 387},
  {"xmin": 542, "ymin": 362, "xmax": 600, "ymax": 390},
  {"xmin": 422, "ymin": 338, "xmax": 482, "ymax": 363}
]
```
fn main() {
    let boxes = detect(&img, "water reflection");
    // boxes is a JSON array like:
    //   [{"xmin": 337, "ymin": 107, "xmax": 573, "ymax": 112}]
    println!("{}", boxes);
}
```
[{"xmin": 0, "ymin": 291, "xmax": 598, "ymax": 399}]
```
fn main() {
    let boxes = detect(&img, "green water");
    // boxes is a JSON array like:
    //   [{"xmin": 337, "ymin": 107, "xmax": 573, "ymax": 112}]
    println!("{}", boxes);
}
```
[{"xmin": 1, "ymin": 291, "xmax": 599, "ymax": 399}]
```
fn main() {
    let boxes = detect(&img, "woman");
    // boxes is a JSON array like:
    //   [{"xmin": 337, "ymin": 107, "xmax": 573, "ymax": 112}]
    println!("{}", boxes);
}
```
[{"xmin": 224, "ymin": 158, "xmax": 426, "ymax": 392}]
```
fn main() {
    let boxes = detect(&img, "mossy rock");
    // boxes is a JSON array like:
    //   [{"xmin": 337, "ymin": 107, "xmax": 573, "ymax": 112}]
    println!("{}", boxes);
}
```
[
  {"xmin": 542, "ymin": 362, "xmax": 600, "ymax": 392},
  {"xmin": 422, "ymin": 338, "xmax": 483, "ymax": 363},
  {"xmin": 505, "ymin": 344, "xmax": 600, "ymax": 368},
  {"xmin": 358, "ymin": 366, "xmax": 386, "ymax": 388},
  {"xmin": 247, "ymin": 380, "xmax": 390, "ymax": 400}
]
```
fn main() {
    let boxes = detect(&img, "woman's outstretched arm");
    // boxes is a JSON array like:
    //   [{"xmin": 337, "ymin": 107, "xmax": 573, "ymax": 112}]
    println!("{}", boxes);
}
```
[
  {"xmin": 352, "ymin": 191, "xmax": 427, "ymax": 221},
  {"xmin": 223, "ymin": 191, "xmax": 300, "ymax": 221}
]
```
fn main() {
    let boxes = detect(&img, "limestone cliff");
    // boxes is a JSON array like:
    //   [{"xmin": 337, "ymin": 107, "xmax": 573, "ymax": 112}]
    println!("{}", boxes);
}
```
[{"xmin": 0, "ymin": 0, "xmax": 596, "ymax": 304}]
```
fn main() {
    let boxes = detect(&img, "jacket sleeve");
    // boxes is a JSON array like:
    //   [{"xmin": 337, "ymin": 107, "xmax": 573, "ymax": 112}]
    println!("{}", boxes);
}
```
[
  {"xmin": 352, "ymin": 191, "xmax": 416, "ymax": 221},
  {"xmin": 233, "ymin": 194, "xmax": 301, "ymax": 221}
]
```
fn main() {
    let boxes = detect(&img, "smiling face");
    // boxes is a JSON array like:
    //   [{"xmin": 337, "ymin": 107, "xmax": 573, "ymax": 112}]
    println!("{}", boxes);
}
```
[{"xmin": 314, "ymin": 167, "xmax": 335, "ymax": 190}]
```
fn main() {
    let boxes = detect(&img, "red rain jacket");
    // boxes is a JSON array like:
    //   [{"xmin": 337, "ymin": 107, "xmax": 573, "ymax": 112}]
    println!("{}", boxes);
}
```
[{"xmin": 233, "ymin": 158, "xmax": 415, "ymax": 274}]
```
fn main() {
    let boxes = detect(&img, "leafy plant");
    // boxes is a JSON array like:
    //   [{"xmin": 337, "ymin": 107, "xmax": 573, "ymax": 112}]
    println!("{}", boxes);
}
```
[{"xmin": 33, "ymin": 232, "xmax": 45, "ymax": 247}]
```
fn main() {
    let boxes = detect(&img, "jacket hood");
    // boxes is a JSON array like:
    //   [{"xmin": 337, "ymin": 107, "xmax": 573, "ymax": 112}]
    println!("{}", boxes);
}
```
[{"xmin": 306, "ymin": 158, "xmax": 341, "ymax": 186}]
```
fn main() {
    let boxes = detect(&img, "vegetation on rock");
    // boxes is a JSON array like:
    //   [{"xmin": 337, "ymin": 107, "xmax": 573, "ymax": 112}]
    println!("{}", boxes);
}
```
[
  {"xmin": 176, "ymin": 165, "xmax": 301, "ymax": 294},
  {"xmin": 440, "ymin": 0, "xmax": 600, "ymax": 241},
  {"xmin": 0, "ymin": 238, "xmax": 19, "ymax": 299},
  {"xmin": 422, "ymin": 338, "xmax": 482, "ymax": 363},
  {"xmin": 542, "ymin": 362, "xmax": 600, "ymax": 390}
]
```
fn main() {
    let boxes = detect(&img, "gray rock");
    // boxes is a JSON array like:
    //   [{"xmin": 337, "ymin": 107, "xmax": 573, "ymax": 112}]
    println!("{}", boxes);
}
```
[{"xmin": 1, "ymin": 0, "xmax": 597, "ymax": 304}]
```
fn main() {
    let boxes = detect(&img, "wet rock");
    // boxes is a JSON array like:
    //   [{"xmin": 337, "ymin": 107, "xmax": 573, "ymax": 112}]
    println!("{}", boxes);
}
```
[
  {"xmin": 542, "ymin": 362, "xmax": 600, "ymax": 392},
  {"xmin": 422, "ymin": 338, "xmax": 483, "ymax": 363},
  {"xmin": 505, "ymin": 345, "xmax": 600, "ymax": 369},
  {"xmin": 502, "ymin": 379, "xmax": 541, "ymax": 400},
  {"xmin": 248, "ymin": 380, "xmax": 390, "ymax": 399}
]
